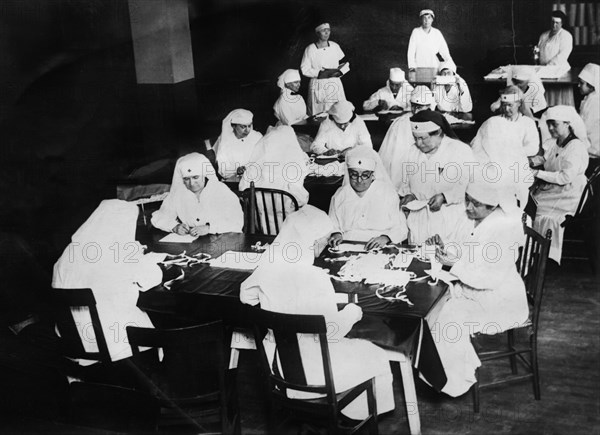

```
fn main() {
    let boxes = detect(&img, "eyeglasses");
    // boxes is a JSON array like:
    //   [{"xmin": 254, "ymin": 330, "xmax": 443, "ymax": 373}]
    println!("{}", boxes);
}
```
[{"xmin": 348, "ymin": 171, "xmax": 374, "ymax": 181}]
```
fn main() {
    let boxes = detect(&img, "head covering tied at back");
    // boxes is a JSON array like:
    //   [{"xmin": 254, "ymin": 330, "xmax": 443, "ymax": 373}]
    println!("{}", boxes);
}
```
[
  {"xmin": 466, "ymin": 168, "xmax": 520, "ymax": 215},
  {"xmin": 410, "ymin": 85, "xmax": 437, "ymax": 109},
  {"xmin": 329, "ymin": 100, "xmax": 355, "ymax": 124},
  {"xmin": 410, "ymin": 109, "xmax": 458, "ymax": 139},
  {"xmin": 509, "ymin": 66, "xmax": 544, "ymax": 94},
  {"xmin": 579, "ymin": 63, "xmax": 599, "ymax": 90},
  {"xmin": 389, "ymin": 68, "xmax": 405, "ymax": 83},
  {"xmin": 277, "ymin": 69, "xmax": 301, "ymax": 90},
  {"xmin": 315, "ymin": 22, "xmax": 330, "ymax": 32},
  {"xmin": 545, "ymin": 105, "xmax": 589, "ymax": 145},
  {"xmin": 173, "ymin": 152, "xmax": 216, "ymax": 188},
  {"xmin": 499, "ymin": 85, "xmax": 524, "ymax": 103}
]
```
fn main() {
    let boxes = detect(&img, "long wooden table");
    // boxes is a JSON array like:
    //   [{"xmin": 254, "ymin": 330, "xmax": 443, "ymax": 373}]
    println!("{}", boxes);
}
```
[{"xmin": 136, "ymin": 231, "xmax": 448, "ymax": 391}]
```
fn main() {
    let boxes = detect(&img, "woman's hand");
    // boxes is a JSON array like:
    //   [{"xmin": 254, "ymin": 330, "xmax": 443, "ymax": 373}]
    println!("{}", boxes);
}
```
[
  {"xmin": 173, "ymin": 223, "xmax": 190, "ymax": 235},
  {"xmin": 428, "ymin": 193, "xmax": 446, "ymax": 212},
  {"xmin": 189, "ymin": 224, "xmax": 210, "ymax": 237},
  {"xmin": 399, "ymin": 194, "xmax": 417, "ymax": 207},
  {"xmin": 323, "ymin": 148, "xmax": 338, "ymax": 156},
  {"xmin": 436, "ymin": 246, "xmax": 458, "ymax": 267},
  {"xmin": 425, "ymin": 234, "xmax": 444, "ymax": 249},
  {"xmin": 236, "ymin": 166, "xmax": 246, "ymax": 176},
  {"xmin": 328, "ymin": 232, "xmax": 343, "ymax": 248},
  {"xmin": 365, "ymin": 235, "xmax": 391, "ymax": 250}
]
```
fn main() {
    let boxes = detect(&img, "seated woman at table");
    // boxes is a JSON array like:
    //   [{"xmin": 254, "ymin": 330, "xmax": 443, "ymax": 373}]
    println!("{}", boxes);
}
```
[
  {"xmin": 531, "ymin": 105, "xmax": 589, "ymax": 264},
  {"xmin": 424, "ymin": 174, "xmax": 528, "ymax": 397},
  {"xmin": 491, "ymin": 66, "xmax": 547, "ymax": 119},
  {"xmin": 362, "ymin": 67, "xmax": 414, "ymax": 112},
  {"xmin": 53, "ymin": 199, "xmax": 168, "ymax": 362},
  {"xmin": 240, "ymin": 205, "xmax": 395, "ymax": 420},
  {"xmin": 328, "ymin": 146, "xmax": 407, "ymax": 250},
  {"xmin": 433, "ymin": 60, "xmax": 473, "ymax": 113},
  {"xmin": 538, "ymin": 10, "xmax": 573, "ymax": 68},
  {"xmin": 407, "ymin": 9, "xmax": 453, "ymax": 70},
  {"xmin": 398, "ymin": 110, "xmax": 474, "ymax": 246},
  {"xmin": 239, "ymin": 125, "xmax": 309, "ymax": 232},
  {"xmin": 378, "ymin": 86, "xmax": 440, "ymax": 192},
  {"xmin": 578, "ymin": 63, "xmax": 600, "ymax": 165},
  {"xmin": 215, "ymin": 108, "xmax": 263, "ymax": 180},
  {"xmin": 310, "ymin": 100, "xmax": 372, "ymax": 156},
  {"xmin": 151, "ymin": 153, "xmax": 243, "ymax": 235}
]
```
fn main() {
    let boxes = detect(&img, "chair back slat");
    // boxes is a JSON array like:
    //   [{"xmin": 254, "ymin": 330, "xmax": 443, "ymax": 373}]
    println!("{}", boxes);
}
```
[
  {"xmin": 241, "ymin": 181, "xmax": 300, "ymax": 236},
  {"xmin": 573, "ymin": 165, "xmax": 600, "ymax": 217},
  {"xmin": 51, "ymin": 287, "xmax": 112, "ymax": 363}
]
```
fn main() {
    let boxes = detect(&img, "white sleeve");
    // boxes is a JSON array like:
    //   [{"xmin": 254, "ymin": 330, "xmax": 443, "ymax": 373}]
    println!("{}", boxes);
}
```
[
  {"xmin": 208, "ymin": 187, "xmax": 244, "ymax": 233},
  {"xmin": 548, "ymin": 31, "xmax": 573, "ymax": 66},
  {"xmin": 328, "ymin": 194, "xmax": 344, "ymax": 234},
  {"xmin": 311, "ymin": 124, "xmax": 329, "ymax": 154},
  {"xmin": 407, "ymin": 29, "xmax": 417, "ymax": 69},
  {"xmin": 216, "ymin": 144, "xmax": 238, "ymax": 179},
  {"xmin": 537, "ymin": 141, "xmax": 588, "ymax": 185},
  {"xmin": 383, "ymin": 191, "xmax": 408, "ymax": 243},
  {"xmin": 301, "ymin": 45, "xmax": 319, "ymax": 78},
  {"xmin": 356, "ymin": 119, "xmax": 373, "ymax": 148},
  {"xmin": 457, "ymin": 79, "xmax": 473, "ymax": 113},
  {"xmin": 363, "ymin": 89, "xmax": 382, "ymax": 111},
  {"xmin": 522, "ymin": 118, "xmax": 541, "ymax": 157},
  {"xmin": 150, "ymin": 193, "xmax": 179, "ymax": 232}
]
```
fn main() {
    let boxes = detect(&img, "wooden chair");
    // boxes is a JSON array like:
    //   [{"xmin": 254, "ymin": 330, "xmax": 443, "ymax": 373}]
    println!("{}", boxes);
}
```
[
  {"xmin": 560, "ymin": 165, "xmax": 600, "ymax": 272},
  {"xmin": 242, "ymin": 181, "xmax": 299, "ymax": 235},
  {"xmin": 51, "ymin": 288, "xmax": 112, "ymax": 364},
  {"xmin": 126, "ymin": 321, "xmax": 240, "ymax": 434},
  {"xmin": 67, "ymin": 381, "xmax": 159, "ymax": 432},
  {"xmin": 250, "ymin": 308, "xmax": 379, "ymax": 435},
  {"xmin": 471, "ymin": 222, "xmax": 552, "ymax": 413}
]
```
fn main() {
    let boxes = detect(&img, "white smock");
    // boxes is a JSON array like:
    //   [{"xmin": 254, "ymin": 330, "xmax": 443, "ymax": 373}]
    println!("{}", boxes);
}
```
[
  {"xmin": 311, "ymin": 117, "xmax": 372, "ymax": 155},
  {"xmin": 378, "ymin": 114, "xmax": 414, "ymax": 192},
  {"xmin": 538, "ymin": 28, "xmax": 573, "ymax": 68},
  {"xmin": 533, "ymin": 136, "xmax": 589, "ymax": 263},
  {"xmin": 240, "ymin": 205, "xmax": 395, "ymax": 420},
  {"xmin": 52, "ymin": 200, "xmax": 166, "ymax": 362},
  {"xmin": 274, "ymin": 88, "xmax": 308, "ymax": 126},
  {"xmin": 407, "ymin": 27, "xmax": 452, "ymax": 70},
  {"xmin": 301, "ymin": 41, "xmax": 346, "ymax": 115},
  {"xmin": 329, "ymin": 147, "xmax": 408, "ymax": 243},
  {"xmin": 151, "ymin": 153, "xmax": 244, "ymax": 234},
  {"xmin": 426, "ymin": 208, "xmax": 528, "ymax": 397},
  {"xmin": 362, "ymin": 81, "xmax": 414, "ymax": 111},
  {"xmin": 433, "ymin": 74, "xmax": 473, "ymax": 113},
  {"xmin": 239, "ymin": 125, "xmax": 310, "ymax": 232},
  {"xmin": 398, "ymin": 135, "xmax": 474, "ymax": 245}
]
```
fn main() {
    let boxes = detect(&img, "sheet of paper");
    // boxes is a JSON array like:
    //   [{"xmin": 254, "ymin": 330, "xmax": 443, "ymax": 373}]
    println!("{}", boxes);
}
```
[
  {"xmin": 339, "ymin": 62, "xmax": 350, "ymax": 75},
  {"xmin": 159, "ymin": 233, "xmax": 199, "ymax": 243},
  {"xmin": 358, "ymin": 113, "xmax": 378, "ymax": 121},
  {"xmin": 208, "ymin": 251, "xmax": 264, "ymax": 270},
  {"xmin": 402, "ymin": 200, "xmax": 429, "ymax": 211},
  {"xmin": 377, "ymin": 109, "xmax": 404, "ymax": 115},
  {"xmin": 332, "ymin": 242, "xmax": 366, "ymax": 253}
]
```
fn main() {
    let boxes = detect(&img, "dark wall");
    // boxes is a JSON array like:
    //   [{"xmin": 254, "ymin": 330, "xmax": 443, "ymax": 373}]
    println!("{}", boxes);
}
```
[{"xmin": 0, "ymin": 0, "xmax": 577, "ymax": 266}]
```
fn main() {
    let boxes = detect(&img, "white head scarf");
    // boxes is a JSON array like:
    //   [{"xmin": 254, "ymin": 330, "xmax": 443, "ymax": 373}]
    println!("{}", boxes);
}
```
[
  {"xmin": 329, "ymin": 100, "xmax": 355, "ymax": 123},
  {"xmin": 579, "ymin": 63, "xmax": 599, "ymax": 90},
  {"xmin": 438, "ymin": 60, "xmax": 457, "ymax": 74},
  {"xmin": 509, "ymin": 65, "xmax": 544, "ymax": 95},
  {"xmin": 545, "ymin": 105, "xmax": 589, "ymax": 147},
  {"xmin": 466, "ymin": 169, "xmax": 520, "ymax": 216},
  {"xmin": 389, "ymin": 67, "xmax": 405, "ymax": 83},
  {"xmin": 277, "ymin": 69, "xmax": 301, "ymax": 90},
  {"xmin": 219, "ymin": 108, "xmax": 254, "ymax": 144},
  {"xmin": 239, "ymin": 125, "xmax": 309, "ymax": 206},
  {"xmin": 410, "ymin": 85, "xmax": 437, "ymax": 109}
]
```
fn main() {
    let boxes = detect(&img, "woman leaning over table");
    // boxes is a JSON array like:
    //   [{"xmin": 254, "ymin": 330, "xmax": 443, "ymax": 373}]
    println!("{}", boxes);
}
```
[
  {"xmin": 531, "ymin": 105, "xmax": 589, "ymax": 264},
  {"xmin": 424, "ymin": 172, "xmax": 528, "ymax": 397},
  {"xmin": 151, "ymin": 153, "xmax": 243, "ymax": 235},
  {"xmin": 301, "ymin": 22, "xmax": 347, "ymax": 116}
]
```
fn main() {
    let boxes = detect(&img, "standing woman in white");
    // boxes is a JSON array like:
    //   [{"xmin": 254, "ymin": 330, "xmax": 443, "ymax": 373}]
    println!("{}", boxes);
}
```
[
  {"xmin": 407, "ymin": 9, "xmax": 453, "ymax": 71},
  {"xmin": 301, "ymin": 22, "xmax": 347, "ymax": 115}
]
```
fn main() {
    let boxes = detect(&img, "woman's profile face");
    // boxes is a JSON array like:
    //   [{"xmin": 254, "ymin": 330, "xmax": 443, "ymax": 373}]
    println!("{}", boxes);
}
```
[{"xmin": 546, "ymin": 120, "xmax": 570, "ymax": 138}]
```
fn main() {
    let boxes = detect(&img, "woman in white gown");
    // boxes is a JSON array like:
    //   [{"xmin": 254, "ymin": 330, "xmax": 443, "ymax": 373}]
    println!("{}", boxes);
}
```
[
  {"xmin": 532, "ymin": 105, "xmax": 589, "ymax": 263},
  {"xmin": 424, "ymin": 175, "xmax": 528, "ymax": 397},
  {"xmin": 300, "ymin": 22, "xmax": 347, "ymax": 115},
  {"xmin": 240, "ymin": 205, "xmax": 395, "ymax": 420},
  {"xmin": 52, "ymin": 200, "xmax": 167, "ymax": 362},
  {"xmin": 151, "ymin": 153, "xmax": 243, "ymax": 235}
]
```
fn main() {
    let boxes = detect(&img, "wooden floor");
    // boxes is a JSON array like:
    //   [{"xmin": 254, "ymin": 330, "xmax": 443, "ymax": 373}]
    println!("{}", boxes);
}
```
[{"xmin": 1, "ymin": 260, "xmax": 598, "ymax": 434}]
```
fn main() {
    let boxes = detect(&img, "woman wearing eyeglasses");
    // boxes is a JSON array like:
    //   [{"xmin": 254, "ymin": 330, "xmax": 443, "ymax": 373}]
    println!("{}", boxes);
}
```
[{"xmin": 328, "ymin": 147, "xmax": 407, "ymax": 250}]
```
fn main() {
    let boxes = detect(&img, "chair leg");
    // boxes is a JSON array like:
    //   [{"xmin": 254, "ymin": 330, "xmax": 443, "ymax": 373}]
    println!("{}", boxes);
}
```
[
  {"xmin": 508, "ymin": 330, "xmax": 518, "ymax": 375},
  {"xmin": 531, "ymin": 339, "xmax": 541, "ymax": 400},
  {"xmin": 366, "ymin": 379, "xmax": 379, "ymax": 435},
  {"xmin": 398, "ymin": 359, "xmax": 421, "ymax": 435},
  {"xmin": 472, "ymin": 368, "xmax": 480, "ymax": 414}
]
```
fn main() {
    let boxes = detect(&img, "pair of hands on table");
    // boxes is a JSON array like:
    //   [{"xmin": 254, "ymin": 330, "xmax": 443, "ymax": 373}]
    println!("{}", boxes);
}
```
[
  {"xmin": 378, "ymin": 100, "xmax": 402, "ymax": 111},
  {"xmin": 172, "ymin": 223, "xmax": 210, "ymax": 237},
  {"xmin": 328, "ymin": 232, "xmax": 391, "ymax": 250},
  {"xmin": 399, "ymin": 193, "xmax": 446, "ymax": 211}
]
